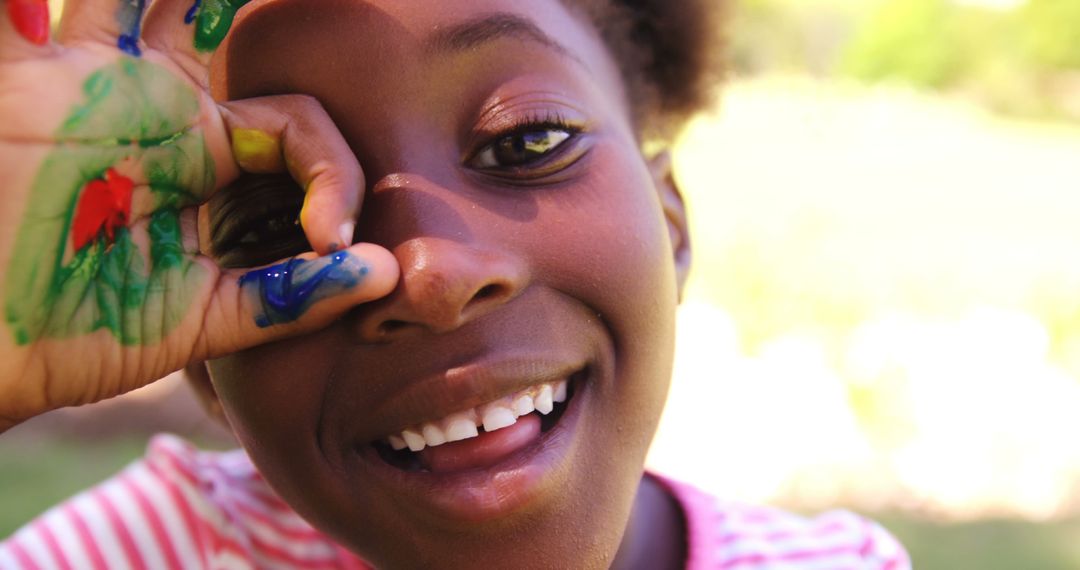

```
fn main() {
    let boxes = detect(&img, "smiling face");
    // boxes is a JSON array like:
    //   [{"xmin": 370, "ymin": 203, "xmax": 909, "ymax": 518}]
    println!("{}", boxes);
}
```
[{"xmin": 205, "ymin": 0, "xmax": 689, "ymax": 567}]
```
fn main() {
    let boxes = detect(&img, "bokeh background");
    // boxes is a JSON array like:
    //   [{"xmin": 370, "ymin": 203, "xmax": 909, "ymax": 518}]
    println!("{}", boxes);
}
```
[{"xmin": 3, "ymin": 0, "xmax": 1079, "ymax": 567}]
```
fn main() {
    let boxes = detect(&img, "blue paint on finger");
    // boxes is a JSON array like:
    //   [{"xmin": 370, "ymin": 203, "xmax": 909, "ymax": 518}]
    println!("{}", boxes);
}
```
[
  {"xmin": 184, "ymin": 0, "xmax": 201, "ymax": 24},
  {"xmin": 239, "ymin": 251, "xmax": 369, "ymax": 328},
  {"xmin": 116, "ymin": 0, "xmax": 148, "ymax": 57}
]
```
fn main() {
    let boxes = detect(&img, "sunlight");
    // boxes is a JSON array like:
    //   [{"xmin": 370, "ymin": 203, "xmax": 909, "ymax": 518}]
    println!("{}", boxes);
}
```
[{"xmin": 647, "ymin": 77, "xmax": 1080, "ymax": 521}]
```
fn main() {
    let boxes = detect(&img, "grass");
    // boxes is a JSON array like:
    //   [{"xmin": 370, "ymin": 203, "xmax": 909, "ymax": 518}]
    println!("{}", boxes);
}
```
[
  {"xmin": 0, "ymin": 437, "xmax": 147, "ymax": 536},
  {"xmin": 879, "ymin": 514, "xmax": 1080, "ymax": 569}
]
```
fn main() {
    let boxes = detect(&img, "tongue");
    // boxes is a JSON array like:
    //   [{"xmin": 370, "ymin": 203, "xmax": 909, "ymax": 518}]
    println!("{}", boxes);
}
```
[{"xmin": 419, "ymin": 413, "xmax": 542, "ymax": 473}]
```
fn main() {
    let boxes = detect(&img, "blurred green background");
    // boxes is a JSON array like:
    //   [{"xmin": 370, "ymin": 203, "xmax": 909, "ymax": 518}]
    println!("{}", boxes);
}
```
[
  {"xmin": 4, "ymin": 1, "xmax": 1080, "ymax": 568},
  {"xmin": 735, "ymin": 0, "xmax": 1080, "ymax": 122},
  {"xmin": 650, "ymin": 0, "xmax": 1080, "ymax": 567}
]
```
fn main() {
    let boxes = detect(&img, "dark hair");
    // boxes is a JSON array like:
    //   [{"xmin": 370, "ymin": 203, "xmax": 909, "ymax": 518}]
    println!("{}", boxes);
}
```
[{"xmin": 565, "ymin": 0, "xmax": 727, "ymax": 144}]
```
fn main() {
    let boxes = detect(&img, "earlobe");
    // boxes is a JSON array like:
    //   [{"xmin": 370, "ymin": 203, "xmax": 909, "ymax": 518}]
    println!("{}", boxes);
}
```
[
  {"xmin": 648, "ymin": 151, "xmax": 692, "ymax": 302},
  {"xmin": 184, "ymin": 363, "xmax": 229, "ymax": 427}
]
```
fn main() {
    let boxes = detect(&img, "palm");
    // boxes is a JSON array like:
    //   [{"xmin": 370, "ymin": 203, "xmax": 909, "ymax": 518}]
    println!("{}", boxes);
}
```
[{"xmin": 0, "ymin": 0, "xmax": 396, "ymax": 429}]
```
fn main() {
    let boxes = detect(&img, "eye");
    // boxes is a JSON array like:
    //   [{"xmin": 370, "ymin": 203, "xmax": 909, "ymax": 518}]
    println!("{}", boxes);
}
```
[
  {"xmin": 209, "ymin": 173, "xmax": 310, "ymax": 268},
  {"xmin": 235, "ymin": 210, "xmax": 301, "ymax": 246},
  {"xmin": 471, "ymin": 128, "xmax": 574, "ymax": 169}
]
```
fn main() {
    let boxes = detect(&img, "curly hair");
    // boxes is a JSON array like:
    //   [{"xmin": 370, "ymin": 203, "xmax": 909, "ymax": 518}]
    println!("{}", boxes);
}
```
[{"xmin": 564, "ymin": 0, "xmax": 727, "ymax": 144}]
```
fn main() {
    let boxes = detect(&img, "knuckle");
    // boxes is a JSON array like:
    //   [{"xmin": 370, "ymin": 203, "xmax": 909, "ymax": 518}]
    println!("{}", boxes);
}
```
[{"xmin": 287, "ymin": 94, "xmax": 324, "ymax": 115}]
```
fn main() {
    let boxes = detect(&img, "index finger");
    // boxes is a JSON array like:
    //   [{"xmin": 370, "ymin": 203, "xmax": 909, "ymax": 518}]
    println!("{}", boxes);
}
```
[{"xmin": 217, "ymin": 94, "xmax": 365, "ymax": 255}]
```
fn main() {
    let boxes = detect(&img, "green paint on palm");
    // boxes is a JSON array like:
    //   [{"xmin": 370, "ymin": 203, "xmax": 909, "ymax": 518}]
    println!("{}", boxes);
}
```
[
  {"xmin": 5, "ymin": 59, "xmax": 215, "ymax": 346},
  {"xmin": 193, "ymin": 0, "xmax": 252, "ymax": 52}
]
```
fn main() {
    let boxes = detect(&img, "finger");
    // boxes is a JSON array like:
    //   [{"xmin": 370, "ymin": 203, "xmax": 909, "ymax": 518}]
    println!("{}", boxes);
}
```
[
  {"xmin": 141, "ymin": 0, "xmax": 208, "ymax": 84},
  {"xmin": 218, "ymin": 95, "xmax": 365, "ymax": 256},
  {"xmin": 141, "ymin": 0, "xmax": 239, "ymax": 86},
  {"xmin": 56, "ymin": 0, "xmax": 149, "ymax": 56},
  {"xmin": 143, "ymin": 0, "xmax": 249, "ymax": 75},
  {"xmin": 2, "ymin": 0, "xmax": 50, "ymax": 46},
  {"xmin": 197, "ymin": 242, "xmax": 399, "ymax": 358}
]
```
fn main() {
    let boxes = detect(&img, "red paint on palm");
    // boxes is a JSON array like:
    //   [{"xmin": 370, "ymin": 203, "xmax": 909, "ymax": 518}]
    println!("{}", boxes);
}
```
[
  {"xmin": 71, "ymin": 169, "xmax": 134, "ymax": 251},
  {"xmin": 7, "ymin": 0, "xmax": 50, "ymax": 45}
]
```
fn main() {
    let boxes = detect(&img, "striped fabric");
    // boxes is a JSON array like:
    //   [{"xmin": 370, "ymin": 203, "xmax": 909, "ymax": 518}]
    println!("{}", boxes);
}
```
[
  {"xmin": 1, "ymin": 435, "xmax": 910, "ymax": 569},
  {"xmin": 654, "ymin": 475, "xmax": 911, "ymax": 570},
  {"xmin": 0, "ymin": 436, "xmax": 369, "ymax": 570}
]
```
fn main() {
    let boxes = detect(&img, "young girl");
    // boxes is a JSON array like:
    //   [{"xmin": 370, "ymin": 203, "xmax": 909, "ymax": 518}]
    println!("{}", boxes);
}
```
[{"xmin": 0, "ymin": 0, "xmax": 910, "ymax": 567}]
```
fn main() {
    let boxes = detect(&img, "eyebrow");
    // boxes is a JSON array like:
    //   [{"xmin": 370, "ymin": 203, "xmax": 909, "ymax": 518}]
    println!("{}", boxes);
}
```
[{"xmin": 425, "ymin": 12, "xmax": 581, "ymax": 65}]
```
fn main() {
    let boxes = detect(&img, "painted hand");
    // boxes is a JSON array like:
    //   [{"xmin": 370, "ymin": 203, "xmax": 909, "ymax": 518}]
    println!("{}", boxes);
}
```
[{"xmin": 0, "ymin": 0, "xmax": 399, "ymax": 431}]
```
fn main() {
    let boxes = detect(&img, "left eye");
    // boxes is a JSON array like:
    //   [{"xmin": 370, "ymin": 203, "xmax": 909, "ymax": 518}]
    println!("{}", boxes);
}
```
[{"xmin": 470, "ymin": 128, "xmax": 573, "ymax": 169}]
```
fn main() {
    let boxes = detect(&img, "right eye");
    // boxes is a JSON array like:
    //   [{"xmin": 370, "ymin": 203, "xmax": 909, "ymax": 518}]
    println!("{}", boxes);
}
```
[
  {"xmin": 209, "ymin": 173, "xmax": 310, "ymax": 268},
  {"xmin": 235, "ymin": 210, "xmax": 300, "ymax": 246}
]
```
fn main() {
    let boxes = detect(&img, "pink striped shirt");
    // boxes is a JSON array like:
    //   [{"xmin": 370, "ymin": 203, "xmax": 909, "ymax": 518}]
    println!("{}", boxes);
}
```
[
  {"xmin": 1, "ymin": 435, "xmax": 910, "ymax": 569},
  {"xmin": 653, "ymin": 475, "xmax": 911, "ymax": 569}
]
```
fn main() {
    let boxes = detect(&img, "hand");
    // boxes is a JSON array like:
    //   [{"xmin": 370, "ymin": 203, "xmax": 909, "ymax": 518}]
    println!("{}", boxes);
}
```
[{"xmin": 0, "ymin": 0, "xmax": 398, "ymax": 431}]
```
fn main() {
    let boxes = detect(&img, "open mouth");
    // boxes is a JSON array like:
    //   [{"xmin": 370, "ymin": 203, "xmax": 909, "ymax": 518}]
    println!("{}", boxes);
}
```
[{"xmin": 371, "ymin": 368, "xmax": 585, "ymax": 473}]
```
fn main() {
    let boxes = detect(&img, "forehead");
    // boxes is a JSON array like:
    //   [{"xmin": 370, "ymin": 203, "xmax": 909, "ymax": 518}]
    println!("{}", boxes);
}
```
[{"xmin": 213, "ymin": 0, "xmax": 620, "ymax": 104}]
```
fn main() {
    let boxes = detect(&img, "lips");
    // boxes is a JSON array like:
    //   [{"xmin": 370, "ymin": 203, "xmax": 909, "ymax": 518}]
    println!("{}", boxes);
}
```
[
  {"xmin": 384, "ymin": 378, "xmax": 569, "ymax": 452},
  {"xmin": 345, "ymin": 362, "xmax": 592, "ymax": 522},
  {"xmin": 317, "ymin": 288, "xmax": 610, "ymax": 522},
  {"xmin": 372, "ymin": 371, "xmax": 579, "ymax": 474},
  {"xmin": 345, "ymin": 346, "xmax": 586, "ymax": 442}
]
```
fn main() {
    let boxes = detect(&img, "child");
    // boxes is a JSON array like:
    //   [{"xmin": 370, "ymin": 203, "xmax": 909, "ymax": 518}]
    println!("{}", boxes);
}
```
[{"xmin": 0, "ymin": 0, "xmax": 911, "ymax": 567}]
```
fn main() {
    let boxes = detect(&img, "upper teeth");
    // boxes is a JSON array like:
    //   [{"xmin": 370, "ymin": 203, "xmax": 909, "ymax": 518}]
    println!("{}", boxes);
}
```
[{"xmin": 385, "ymin": 379, "xmax": 569, "ymax": 452}]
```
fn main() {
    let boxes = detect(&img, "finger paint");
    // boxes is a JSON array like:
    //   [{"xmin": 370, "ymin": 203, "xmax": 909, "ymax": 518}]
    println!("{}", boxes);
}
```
[
  {"xmin": 192, "ymin": 0, "xmax": 252, "ymax": 52},
  {"xmin": 231, "ymin": 128, "xmax": 283, "ymax": 172},
  {"xmin": 184, "ymin": 0, "xmax": 201, "ymax": 24},
  {"xmin": 240, "ymin": 251, "xmax": 368, "ymax": 328},
  {"xmin": 116, "ymin": 0, "xmax": 148, "ymax": 56},
  {"xmin": 71, "ymin": 168, "xmax": 134, "ymax": 251},
  {"xmin": 5, "ymin": 59, "xmax": 215, "ymax": 346},
  {"xmin": 7, "ymin": 0, "xmax": 50, "ymax": 45}
]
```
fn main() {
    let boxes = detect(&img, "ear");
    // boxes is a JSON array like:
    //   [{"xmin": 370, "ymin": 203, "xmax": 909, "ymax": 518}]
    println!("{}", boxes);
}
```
[
  {"xmin": 184, "ymin": 363, "xmax": 230, "ymax": 427},
  {"xmin": 648, "ymin": 150, "xmax": 692, "ymax": 301}
]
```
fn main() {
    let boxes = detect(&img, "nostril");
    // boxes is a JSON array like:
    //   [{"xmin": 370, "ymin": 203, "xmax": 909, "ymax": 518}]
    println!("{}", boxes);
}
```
[
  {"xmin": 466, "ymin": 283, "xmax": 507, "ymax": 310},
  {"xmin": 473, "ymin": 284, "xmax": 500, "ymax": 301},
  {"xmin": 378, "ymin": 319, "xmax": 408, "ymax": 337}
]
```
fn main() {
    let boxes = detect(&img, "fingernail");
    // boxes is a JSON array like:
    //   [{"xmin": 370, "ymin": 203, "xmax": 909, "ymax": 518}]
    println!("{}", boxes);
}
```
[
  {"xmin": 231, "ymin": 129, "xmax": 283, "ymax": 172},
  {"xmin": 115, "ymin": 0, "xmax": 147, "ymax": 57},
  {"xmin": 8, "ymin": 0, "xmax": 50, "ymax": 45},
  {"xmin": 192, "ymin": 0, "xmax": 242, "ymax": 52},
  {"xmin": 339, "ymin": 221, "xmax": 356, "ymax": 247},
  {"xmin": 184, "ymin": 0, "xmax": 201, "ymax": 24}
]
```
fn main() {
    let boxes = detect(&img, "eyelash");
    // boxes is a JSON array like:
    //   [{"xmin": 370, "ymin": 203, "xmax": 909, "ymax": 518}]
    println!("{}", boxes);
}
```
[
  {"xmin": 468, "ymin": 111, "xmax": 584, "ymax": 173},
  {"xmin": 488, "ymin": 110, "xmax": 576, "ymax": 138}
]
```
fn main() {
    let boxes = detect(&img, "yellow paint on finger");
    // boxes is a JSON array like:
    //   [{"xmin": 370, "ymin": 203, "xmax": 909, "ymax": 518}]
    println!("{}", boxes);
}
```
[{"xmin": 232, "ymin": 128, "xmax": 284, "ymax": 172}]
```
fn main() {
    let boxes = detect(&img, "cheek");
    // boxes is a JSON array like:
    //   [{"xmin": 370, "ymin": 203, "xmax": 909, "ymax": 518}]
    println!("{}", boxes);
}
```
[
  {"xmin": 534, "ymin": 141, "xmax": 679, "ymax": 433},
  {"xmin": 207, "ymin": 332, "xmax": 338, "ymax": 454},
  {"xmin": 537, "ymin": 142, "xmax": 678, "ymax": 333}
]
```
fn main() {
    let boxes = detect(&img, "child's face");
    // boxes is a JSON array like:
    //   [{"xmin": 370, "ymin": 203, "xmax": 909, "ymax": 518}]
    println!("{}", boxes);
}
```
[{"xmin": 206, "ymin": 0, "xmax": 688, "ymax": 566}]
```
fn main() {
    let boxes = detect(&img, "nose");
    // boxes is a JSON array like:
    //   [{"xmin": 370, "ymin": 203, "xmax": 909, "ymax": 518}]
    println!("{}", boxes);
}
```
[
  {"xmin": 354, "ymin": 238, "xmax": 528, "ymax": 340},
  {"xmin": 349, "ymin": 172, "xmax": 531, "ymax": 341}
]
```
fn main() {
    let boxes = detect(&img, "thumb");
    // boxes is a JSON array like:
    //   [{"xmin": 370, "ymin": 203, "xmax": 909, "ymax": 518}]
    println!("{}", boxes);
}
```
[{"xmin": 196, "ymin": 242, "xmax": 398, "ymax": 358}]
